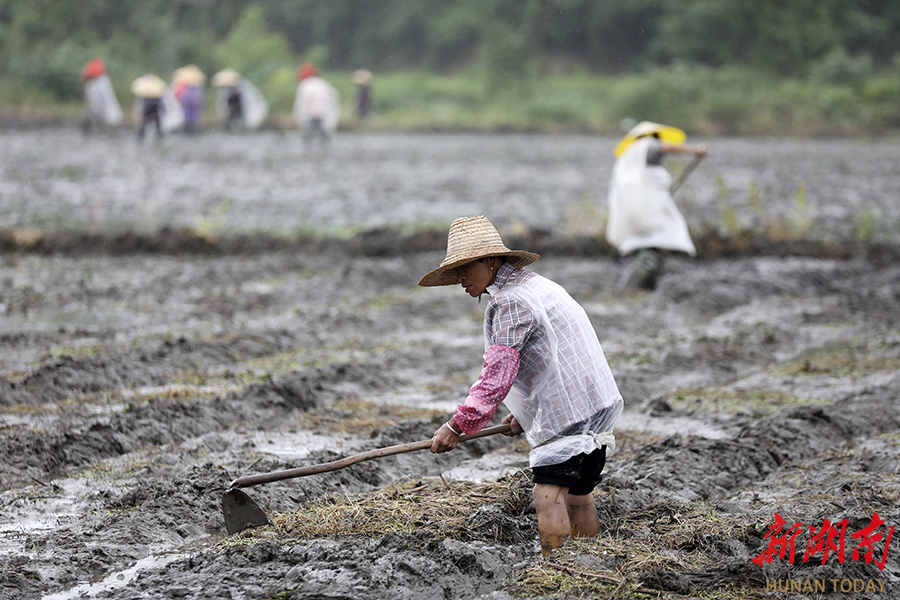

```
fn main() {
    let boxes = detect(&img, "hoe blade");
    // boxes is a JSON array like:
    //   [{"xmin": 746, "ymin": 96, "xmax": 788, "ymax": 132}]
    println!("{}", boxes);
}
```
[{"xmin": 222, "ymin": 488, "xmax": 271, "ymax": 535}]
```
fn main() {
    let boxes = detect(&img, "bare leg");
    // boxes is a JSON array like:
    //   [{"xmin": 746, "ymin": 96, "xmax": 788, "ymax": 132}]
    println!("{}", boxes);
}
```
[
  {"xmin": 566, "ymin": 493, "xmax": 599, "ymax": 538},
  {"xmin": 533, "ymin": 483, "xmax": 571, "ymax": 557}
]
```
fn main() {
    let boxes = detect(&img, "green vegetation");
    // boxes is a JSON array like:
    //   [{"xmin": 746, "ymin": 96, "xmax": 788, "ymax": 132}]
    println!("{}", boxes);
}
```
[
  {"xmin": 778, "ymin": 341, "xmax": 900, "ymax": 378},
  {"xmin": 665, "ymin": 388, "xmax": 821, "ymax": 418},
  {"xmin": 357, "ymin": 64, "xmax": 900, "ymax": 135},
  {"xmin": 49, "ymin": 343, "xmax": 104, "ymax": 361},
  {"xmin": 1, "ymin": 1, "xmax": 899, "ymax": 134}
]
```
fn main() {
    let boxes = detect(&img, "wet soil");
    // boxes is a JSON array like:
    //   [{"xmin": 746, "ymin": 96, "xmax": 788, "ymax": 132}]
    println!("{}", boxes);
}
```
[{"xmin": 1, "ymin": 128, "xmax": 899, "ymax": 600}]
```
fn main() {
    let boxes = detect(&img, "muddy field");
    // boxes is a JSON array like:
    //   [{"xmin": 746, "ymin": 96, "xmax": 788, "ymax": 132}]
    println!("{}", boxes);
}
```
[{"xmin": 1, "ymin": 127, "xmax": 899, "ymax": 600}]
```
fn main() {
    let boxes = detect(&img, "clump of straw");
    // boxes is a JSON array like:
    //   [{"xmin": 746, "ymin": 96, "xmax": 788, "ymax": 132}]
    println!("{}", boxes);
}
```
[
  {"xmin": 510, "ymin": 499, "xmax": 764, "ymax": 599},
  {"xmin": 238, "ymin": 470, "xmax": 535, "ymax": 543}
]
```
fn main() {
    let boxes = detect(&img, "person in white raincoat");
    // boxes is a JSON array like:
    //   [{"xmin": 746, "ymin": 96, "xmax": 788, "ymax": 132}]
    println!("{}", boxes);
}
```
[
  {"xmin": 130, "ymin": 74, "xmax": 184, "ymax": 141},
  {"xmin": 292, "ymin": 63, "xmax": 340, "ymax": 150},
  {"xmin": 423, "ymin": 216, "xmax": 624, "ymax": 557},
  {"xmin": 606, "ymin": 121, "xmax": 707, "ymax": 290},
  {"xmin": 81, "ymin": 58, "xmax": 123, "ymax": 133},
  {"xmin": 212, "ymin": 68, "xmax": 269, "ymax": 131}
]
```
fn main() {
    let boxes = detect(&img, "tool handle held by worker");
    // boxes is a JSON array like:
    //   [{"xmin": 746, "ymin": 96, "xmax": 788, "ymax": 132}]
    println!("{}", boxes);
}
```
[
  {"xmin": 669, "ymin": 153, "xmax": 705, "ymax": 194},
  {"xmin": 228, "ymin": 422, "xmax": 511, "ymax": 489}
]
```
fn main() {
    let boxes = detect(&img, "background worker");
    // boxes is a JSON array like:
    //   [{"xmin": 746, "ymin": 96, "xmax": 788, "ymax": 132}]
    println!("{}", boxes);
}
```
[
  {"xmin": 293, "ymin": 62, "xmax": 341, "ymax": 150},
  {"xmin": 80, "ymin": 57, "xmax": 123, "ymax": 134},
  {"xmin": 606, "ymin": 121, "xmax": 707, "ymax": 290}
]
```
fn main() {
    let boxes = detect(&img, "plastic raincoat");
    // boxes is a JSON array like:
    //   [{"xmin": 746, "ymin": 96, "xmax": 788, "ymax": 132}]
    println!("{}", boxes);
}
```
[
  {"xmin": 292, "ymin": 76, "xmax": 340, "ymax": 132},
  {"xmin": 606, "ymin": 137, "xmax": 696, "ymax": 256},
  {"xmin": 482, "ymin": 265, "xmax": 623, "ymax": 467}
]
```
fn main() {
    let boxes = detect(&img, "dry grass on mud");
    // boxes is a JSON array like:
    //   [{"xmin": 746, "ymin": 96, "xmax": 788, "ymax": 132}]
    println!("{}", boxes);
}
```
[
  {"xmin": 510, "ymin": 500, "xmax": 766, "ymax": 600},
  {"xmin": 229, "ymin": 471, "xmax": 533, "ymax": 543},
  {"xmin": 224, "ymin": 471, "xmax": 769, "ymax": 599}
]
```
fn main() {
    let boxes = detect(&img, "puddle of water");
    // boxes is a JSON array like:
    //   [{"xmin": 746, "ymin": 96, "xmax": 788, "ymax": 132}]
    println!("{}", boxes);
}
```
[
  {"xmin": 367, "ymin": 388, "xmax": 462, "ymax": 414},
  {"xmin": 616, "ymin": 410, "xmax": 728, "ymax": 440},
  {"xmin": 0, "ymin": 477, "xmax": 94, "ymax": 537},
  {"xmin": 41, "ymin": 535, "xmax": 224, "ymax": 600},
  {"xmin": 443, "ymin": 451, "xmax": 527, "ymax": 483},
  {"xmin": 0, "ymin": 310, "xmax": 134, "ymax": 335},
  {"xmin": 246, "ymin": 430, "xmax": 360, "ymax": 461},
  {"xmin": 41, "ymin": 553, "xmax": 175, "ymax": 600}
]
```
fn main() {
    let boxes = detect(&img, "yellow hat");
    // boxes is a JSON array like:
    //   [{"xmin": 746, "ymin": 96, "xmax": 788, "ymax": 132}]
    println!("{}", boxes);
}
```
[
  {"xmin": 614, "ymin": 121, "xmax": 686, "ymax": 157},
  {"xmin": 418, "ymin": 216, "xmax": 540, "ymax": 287}
]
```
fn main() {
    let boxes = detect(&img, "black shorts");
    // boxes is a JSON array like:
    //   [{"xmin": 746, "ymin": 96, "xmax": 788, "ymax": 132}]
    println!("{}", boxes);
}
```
[{"xmin": 531, "ymin": 446, "xmax": 606, "ymax": 496}]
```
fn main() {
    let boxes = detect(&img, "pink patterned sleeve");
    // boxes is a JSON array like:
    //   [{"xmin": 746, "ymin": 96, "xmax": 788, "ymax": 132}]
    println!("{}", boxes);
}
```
[{"xmin": 453, "ymin": 345, "xmax": 520, "ymax": 435}]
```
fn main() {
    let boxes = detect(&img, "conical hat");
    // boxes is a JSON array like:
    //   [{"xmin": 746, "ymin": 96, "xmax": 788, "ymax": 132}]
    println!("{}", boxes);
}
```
[
  {"xmin": 173, "ymin": 64, "xmax": 206, "ymax": 86},
  {"xmin": 352, "ymin": 69, "xmax": 373, "ymax": 85},
  {"xmin": 418, "ymin": 216, "xmax": 540, "ymax": 287},
  {"xmin": 212, "ymin": 68, "xmax": 241, "ymax": 87},
  {"xmin": 614, "ymin": 121, "xmax": 686, "ymax": 157},
  {"xmin": 130, "ymin": 74, "xmax": 168, "ymax": 98}
]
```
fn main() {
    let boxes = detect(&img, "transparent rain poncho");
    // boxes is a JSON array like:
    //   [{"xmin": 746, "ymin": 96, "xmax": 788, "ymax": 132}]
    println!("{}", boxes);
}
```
[
  {"xmin": 215, "ymin": 78, "xmax": 269, "ymax": 130},
  {"xmin": 483, "ymin": 267, "xmax": 623, "ymax": 468},
  {"xmin": 159, "ymin": 89, "xmax": 185, "ymax": 133}
]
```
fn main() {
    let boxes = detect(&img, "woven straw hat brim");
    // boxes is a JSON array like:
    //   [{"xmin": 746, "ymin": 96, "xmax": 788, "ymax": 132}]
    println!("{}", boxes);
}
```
[
  {"xmin": 352, "ymin": 69, "xmax": 373, "ymax": 85},
  {"xmin": 418, "ymin": 215, "xmax": 539, "ymax": 287},
  {"xmin": 418, "ymin": 249, "xmax": 539, "ymax": 287},
  {"xmin": 173, "ymin": 65, "xmax": 206, "ymax": 86},
  {"xmin": 130, "ymin": 74, "xmax": 168, "ymax": 98},
  {"xmin": 212, "ymin": 68, "xmax": 241, "ymax": 87}
]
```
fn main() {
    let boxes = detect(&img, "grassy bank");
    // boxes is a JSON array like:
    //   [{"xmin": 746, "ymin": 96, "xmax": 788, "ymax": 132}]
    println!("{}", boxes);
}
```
[
  {"xmin": 3, "ymin": 63, "xmax": 900, "ymax": 136},
  {"xmin": 346, "ymin": 63, "xmax": 900, "ymax": 136}
]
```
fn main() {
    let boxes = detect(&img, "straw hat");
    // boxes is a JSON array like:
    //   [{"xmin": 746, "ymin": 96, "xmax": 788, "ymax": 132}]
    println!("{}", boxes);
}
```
[
  {"xmin": 212, "ymin": 68, "xmax": 242, "ymax": 88},
  {"xmin": 418, "ymin": 216, "xmax": 540, "ymax": 287},
  {"xmin": 130, "ymin": 74, "xmax": 168, "ymax": 98},
  {"xmin": 614, "ymin": 121, "xmax": 686, "ymax": 157},
  {"xmin": 352, "ymin": 69, "xmax": 373, "ymax": 85},
  {"xmin": 173, "ymin": 64, "xmax": 206, "ymax": 86}
]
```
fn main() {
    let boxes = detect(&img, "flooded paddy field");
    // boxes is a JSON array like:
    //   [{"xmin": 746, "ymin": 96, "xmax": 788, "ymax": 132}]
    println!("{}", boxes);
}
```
[
  {"xmin": 1, "ymin": 127, "xmax": 899, "ymax": 599},
  {"xmin": 2, "ymin": 128, "xmax": 900, "ymax": 240}
]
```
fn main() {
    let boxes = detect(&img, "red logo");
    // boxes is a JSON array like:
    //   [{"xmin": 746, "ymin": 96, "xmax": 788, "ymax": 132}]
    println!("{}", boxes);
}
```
[{"xmin": 753, "ymin": 511, "xmax": 894, "ymax": 571}]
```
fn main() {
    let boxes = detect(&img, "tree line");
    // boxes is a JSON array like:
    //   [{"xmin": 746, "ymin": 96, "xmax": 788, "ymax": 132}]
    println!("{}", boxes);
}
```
[{"xmin": 1, "ymin": 0, "xmax": 899, "ymax": 103}]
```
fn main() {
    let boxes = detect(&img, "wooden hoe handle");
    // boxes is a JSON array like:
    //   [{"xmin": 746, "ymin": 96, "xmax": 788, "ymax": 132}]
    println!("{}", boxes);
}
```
[{"xmin": 228, "ymin": 422, "xmax": 511, "ymax": 489}]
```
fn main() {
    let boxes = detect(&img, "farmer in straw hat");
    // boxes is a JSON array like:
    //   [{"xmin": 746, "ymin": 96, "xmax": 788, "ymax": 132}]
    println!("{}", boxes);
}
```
[
  {"xmin": 423, "ymin": 216, "xmax": 624, "ymax": 556},
  {"xmin": 171, "ymin": 65, "xmax": 206, "ymax": 134},
  {"xmin": 130, "ymin": 74, "xmax": 169, "ymax": 141}
]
